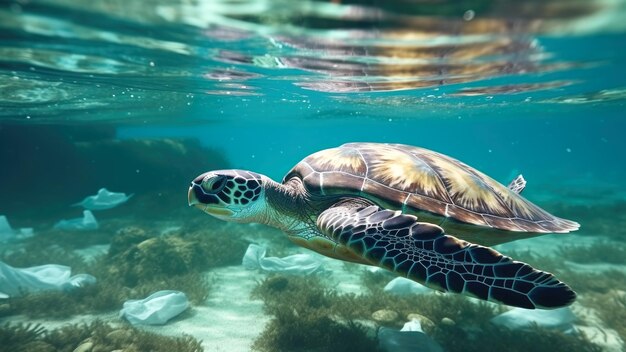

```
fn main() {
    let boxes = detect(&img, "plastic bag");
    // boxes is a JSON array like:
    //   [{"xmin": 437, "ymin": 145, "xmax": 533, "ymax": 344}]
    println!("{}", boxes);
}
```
[
  {"xmin": 120, "ymin": 290, "xmax": 189, "ymax": 325},
  {"xmin": 378, "ymin": 321, "xmax": 444, "ymax": 352},
  {"xmin": 0, "ymin": 215, "xmax": 34, "ymax": 242},
  {"xmin": 54, "ymin": 210, "xmax": 98, "ymax": 231},
  {"xmin": 491, "ymin": 307, "xmax": 576, "ymax": 332},
  {"xmin": 73, "ymin": 188, "xmax": 133, "ymax": 210},
  {"xmin": 242, "ymin": 244, "xmax": 322, "ymax": 275},
  {"xmin": 0, "ymin": 261, "xmax": 96, "ymax": 298},
  {"xmin": 383, "ymin": 277, "xmax": 431, "ymax": 295}
]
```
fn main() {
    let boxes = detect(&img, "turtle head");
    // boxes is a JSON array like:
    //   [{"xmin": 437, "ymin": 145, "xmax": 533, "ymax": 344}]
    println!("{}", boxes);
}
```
[{"xmin": 188, "ymin": 170, "xmax": 266, "ymax": 223}]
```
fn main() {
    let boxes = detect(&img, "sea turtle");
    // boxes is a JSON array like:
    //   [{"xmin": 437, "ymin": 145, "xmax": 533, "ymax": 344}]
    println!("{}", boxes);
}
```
[{"xmin": 188, "ymin": 143, "xmax": 579, "ymax": 309}]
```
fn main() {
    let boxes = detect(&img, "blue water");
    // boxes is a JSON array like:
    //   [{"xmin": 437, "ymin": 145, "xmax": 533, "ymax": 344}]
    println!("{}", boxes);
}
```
[
  {"xmin": 1, "ymin": 0, "xmax": 626, "ymax": 351},
  {"xmin": 2, "ymin": 1, "xmax": 624, "ymax": 183}
]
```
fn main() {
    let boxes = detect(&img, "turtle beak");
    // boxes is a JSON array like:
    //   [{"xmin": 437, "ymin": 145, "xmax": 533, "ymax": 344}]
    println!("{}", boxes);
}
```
[
  {"xmin": 188, "ymin": 183, "xmax": 234, "ymax": 217},
  {"xmin": 188, "ymin": 184, "xmax": 199, "ymax": 207},
  {"xmin": 204, "ymin": 207, "xmax": 234, "ymax": 217},
  {"xmin": 188, "ymin": 184, "xmax": 208, "ymax": 211}
]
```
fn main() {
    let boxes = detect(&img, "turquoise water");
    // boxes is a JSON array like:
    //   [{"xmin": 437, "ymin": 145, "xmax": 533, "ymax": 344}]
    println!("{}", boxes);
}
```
[{"xmin": 1, "ymin": 1, "xmax": 626, "ymax": 351}]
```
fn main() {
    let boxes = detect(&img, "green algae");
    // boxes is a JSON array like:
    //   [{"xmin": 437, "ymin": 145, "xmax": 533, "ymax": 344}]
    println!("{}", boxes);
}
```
[
  {"xmin": 0, "ymin": 320, "xmax": 203, "ymax": 352},
  {"xmin": 0, "ymin": 322, "xmax": 46, "ymax": 352},
  {"xmin": 252, "ymin": 275, "xmax": 380, "ymax": 352},
  {"xmin": 0, "ymin": 225, "xmax": 247, "ymax": 319},
  {"xmin": 433, "ymin": 324, "xmax": 601, "ymax": 352},
  {"xmin": 253, "ymin": 313, "xmax": 379, "ymax": 352},
  {"xmin": 545, "ymin": 200, "xmax": 626, "ymax": 241},
  {"xmin": 252, "ymin": 273, "xmax": 604, "ymax": 352},
  {"xmin": 557, "ymin": 242, "xmax": 626, "ymax": 265},
  {"xmin": 1, "ymin": 271, "xmax": 209, "ymax": 319},
  {"xmin": 582, "ymin": 290, "xmax": 626, "ymax": 346}
]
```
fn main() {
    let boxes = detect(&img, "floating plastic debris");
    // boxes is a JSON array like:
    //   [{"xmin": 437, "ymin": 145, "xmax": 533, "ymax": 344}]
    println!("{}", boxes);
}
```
[
  {"xmin": 120, "ymin": 290, "xmax": 189, "ymax": 325},
  {"xmin": 0, "ymin": 216, "xmax": 15, "ymax": 242},
  {"xmin": 0, "ymin": 215, "xmax": 34, "ymax": 242},
  {"xmin": 383, "ymin": 277, "xmax": 431, "ymax": 296},
  {"xmin": 18, "ymin": 228, "xmax": 34, "ymax": 238},
  {"xmin": 242, "ymin": 244, "xmax": 322, "ymax": 275},
  {"xmin": 491, "ymin": 306, "xmax": 577, "ymax": 333},
  {"xmin": 73, "ymin": 188, "xmax": 133, "ymax": 210},
  {"xmin": 0, "ymin": 261, "xmax": 96, "ymax": 298},
  {"xmin": 378, "ymin": 320, "xmax": 444, "ymax": 352},
  {"xmin": 54, "ymin": 210, "xmax": 98, "ymax": 231},
  {"xmin": 402, "ymin": 319, "xmax": 426, "ymax": 332}
]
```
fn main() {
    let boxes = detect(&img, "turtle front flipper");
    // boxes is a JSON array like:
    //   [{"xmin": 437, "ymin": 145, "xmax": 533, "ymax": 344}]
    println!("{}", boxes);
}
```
[{"xmin": 317, "ymin": 203, "xmax": 575, "ymax": 309}]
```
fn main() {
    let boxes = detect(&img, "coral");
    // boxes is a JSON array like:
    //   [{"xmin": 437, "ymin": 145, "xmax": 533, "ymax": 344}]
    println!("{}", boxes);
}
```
[
  {"xmin": 108, "ymin": 229, "xmax": 247, "ymax": 286},
  {"xmin": 108, "ymin": 226, "xmax": 151, "ymax": 257}
]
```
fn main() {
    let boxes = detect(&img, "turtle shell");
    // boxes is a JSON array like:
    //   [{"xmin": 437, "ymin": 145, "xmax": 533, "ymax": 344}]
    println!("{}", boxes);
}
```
[{"xmin": 283, "ymin": 142, "xmax": 579, "ymax": 235}]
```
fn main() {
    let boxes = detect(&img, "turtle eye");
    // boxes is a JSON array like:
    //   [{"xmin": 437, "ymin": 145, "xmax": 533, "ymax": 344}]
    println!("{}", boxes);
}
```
[{"xmin": 202, "ymin": 175, "xmax": 227, "ymax": 194}]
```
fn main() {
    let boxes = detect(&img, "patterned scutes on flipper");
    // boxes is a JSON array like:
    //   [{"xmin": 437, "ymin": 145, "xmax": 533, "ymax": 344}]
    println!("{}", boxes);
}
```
[{"xmin": 317, "ymin": 204, "xmax": 576, "ymax": 309}]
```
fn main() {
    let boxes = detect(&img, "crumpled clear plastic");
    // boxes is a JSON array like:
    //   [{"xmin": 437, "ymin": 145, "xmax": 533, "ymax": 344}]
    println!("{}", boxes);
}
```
[
  {"xmin": 0, "ymin": 215, "xmax": 34, "ymax": 243},
  {"xmin": 73, "ymin": 188, "xmax": 133, "ymax": 210},
  {"xmin": 490, "ymin": 306, "xmax": 577, "ymax": 333},
  {"xmin": 0, "ymin": 261, "xmax": 96, "ymax": 298},
  {"xmin": 378, "ymin": 320, "xmax": 444, "ymax": 352},
  {"xmin": 383, "ymin": 277, "xmax": 431, "ymax": 295},
  {"xmin": 242, "ymin": 244, "xmax": 323, "ymax": 275},
  {"xmin": 53, "ymin": 210, "xmax": 98, "ymax": 231},
  {"xmin": 120, "ymin": 290, "xmax": 189, "ymax": 325}
]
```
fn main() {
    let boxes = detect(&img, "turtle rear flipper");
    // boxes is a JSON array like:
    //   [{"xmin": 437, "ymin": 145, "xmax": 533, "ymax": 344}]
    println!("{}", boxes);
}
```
[
  {"xmin": 317, "ymin": 203, "xmax": 575, "ymax": 309},
  {"xmin": 507, "ymin": 174, "xmax": 527, "ymax": 194}
]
